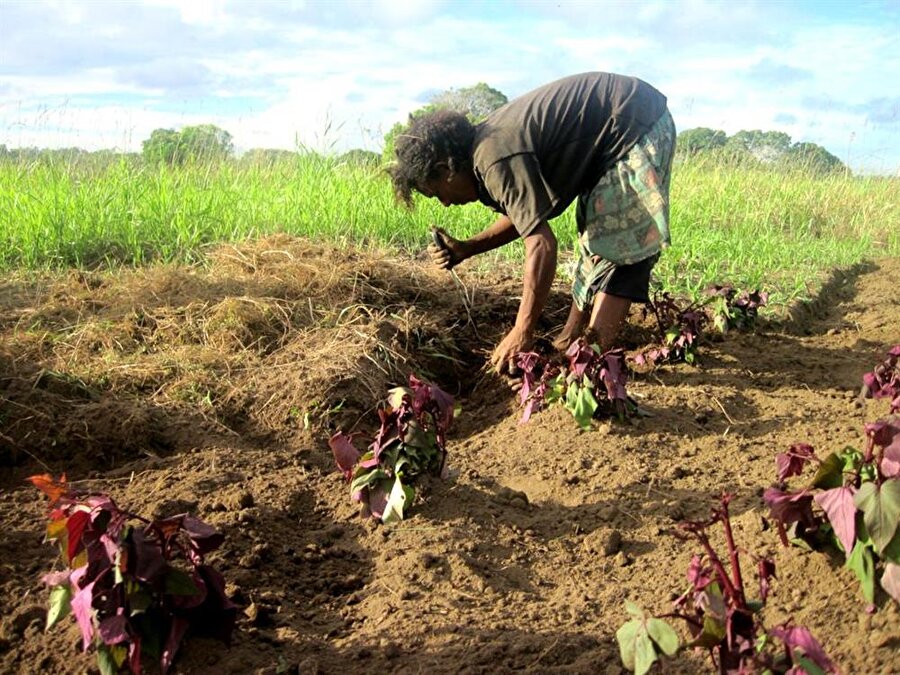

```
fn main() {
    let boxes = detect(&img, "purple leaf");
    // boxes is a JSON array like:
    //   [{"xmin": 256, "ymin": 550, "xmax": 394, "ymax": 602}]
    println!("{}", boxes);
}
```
[
  {"xmin": 99, "ymin": 614, "xmax": 129, "ymax": 645},
  {"xmin": 686, "ymin": 554, "xmax": 712, "ymax": 591},
  {"xmin": 865, "ymin": 420, "xmax": 900, "ymax": 478},
  {"xmin": 70, "ymin": 576, "xmax": 96, "ymax": 651},
  {"xmin": 328, "ymin": 432, "xmax": 360, "ymax": 480},
  {"xmin": 161, "ymin": 616, "xmax": 189, "ymax": 674},
  {"xmin": 132, "ymin": 529, "xmax": 167, "ymax": 583},
  {"xmin": 776, "ymin": 443, "xmax": 815, "ymax": 481},
  {"xmin": 565, "ymin": 340, "xmax": 594, "ymax": 378},
  {"xmin": 814, "ymin": 486, "xmax": 857, "ymax": 556},
  {"xmin": 770, "ymin": 624, "xmax": 835, "ymax": 672},
  {"xmin": 42, "ymin": 570, "xmax": 71, "ymax": 587},
  {"xmin": 182, "ymin": 515, "xmax": 224, "ymax": 558},
  {"xmin": 763, "ymin": 487, "xmax": 815, "ymax": 526},
  {"xmin": 758, "ymin": 558, "xmax": 776, "ymax": 602}
]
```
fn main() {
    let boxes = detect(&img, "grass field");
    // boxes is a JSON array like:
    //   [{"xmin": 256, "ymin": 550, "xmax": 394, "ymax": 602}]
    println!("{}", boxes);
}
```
[{"xmin": 1, "ymin": 153, "xmax": 897, "ymax": 308}]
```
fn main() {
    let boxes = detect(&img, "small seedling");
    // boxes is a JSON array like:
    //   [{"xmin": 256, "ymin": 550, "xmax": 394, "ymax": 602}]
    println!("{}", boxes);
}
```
[
  {"xmin": 29, "ymin": 474, "xmax": 236, "ymax": 675},
  {"xmin": 517, "ymin": 338, "xmax": 630, "ymax": 429},
  {"xmin": 763, "ymin": 416, "xmax": 900, "ymax": 604},
  {"xmin": 861, "ymin": 345, "xmax": 900, "ymax": 413},
  {"xmin": 635, "ymin": 292, "xmax": 707, "ymax": 366},
  {"xmin": 706, "ymin": 284, "xmax": 768, "ymax": 334},
  {"xmin": 329, "ymin": 374, "xmax": 454, "ymax": 523},
  {"xmin": 618, "ymin": 494, "xmax": 834, "ymax": 674}
]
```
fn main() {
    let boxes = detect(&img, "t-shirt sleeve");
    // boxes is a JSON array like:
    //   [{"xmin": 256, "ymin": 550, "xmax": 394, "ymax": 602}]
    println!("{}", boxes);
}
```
[{"xmin": 481, "ymin": 153, "xmax": 558, "ymax": 237}]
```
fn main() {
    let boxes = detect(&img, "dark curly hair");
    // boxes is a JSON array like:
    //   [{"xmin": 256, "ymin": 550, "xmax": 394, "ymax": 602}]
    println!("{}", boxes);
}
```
[{"xmin": 387, "ymin": 109, "xmax": 476, "ymax": 207}]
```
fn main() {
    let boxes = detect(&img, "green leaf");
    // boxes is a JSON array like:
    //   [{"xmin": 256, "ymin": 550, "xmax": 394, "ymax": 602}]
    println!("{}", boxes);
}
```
[
  {"xmin": 382, "ymin": 475, "xmax": 413, "ymax": 524},
  {"xmin": 854, "ymin": 480, "xmax": 900, "ymax": 554},
  {"xmin": 46, "ymin": 584, "xmax": 72, "ymax": 630},
  {"xmin": 633, "ymin": 630, "xmax": 657, "ymax": 675},
  {"xmin": 646, "ymin": 618, "xmax": 679, "ymax": 656},
  {"xmin": 350, "ymin": 466, "xmax": 385, "ymax": 496},
  {"xmin": 882, "ymin": 528, "xmax": 900, "ymax": 564},
  {"xmin": 811, "ymin": 452, "xmax": 844, "ymax": 489},
  {"xmin": 846, "ymin": 538, "xmax": 875, "ymax": 603},
  {"xmin": 565, "ymin": 382, "xmax": 597, "ymax": 430},
  {"xmin": 624, "ymin": 600, "xmax": 644, "ymax": 619},
  {"xmin": 96, "ymin": 645, "xmax": 117, "ymax": 675},
  {"xmin": 690, "ymin": 615, "xmax": 726, "ymax": 649},
  {"xmin": 165, "ymin": 568, "xmax": 200, "ymax": 596},
  {"xmin": 796, "ymin": 655, "xmax": 827, "ymax": 675},
  {"xmin": 616, "ymin": 619, "xmax": 658, "ymax": 675},
  {"xmin": 616, "ymin": 620, "xmax": 640, "ymax": 670},
  {"xmin": 387, "ymin": 386, "xmax": 410, "ymax": 408}
]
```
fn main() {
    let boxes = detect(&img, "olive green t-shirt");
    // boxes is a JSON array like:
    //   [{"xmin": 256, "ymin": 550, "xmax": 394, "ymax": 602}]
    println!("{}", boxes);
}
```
[{"xmin": 472, "ymin": 72, "xmax": 668, "ymax": 236}]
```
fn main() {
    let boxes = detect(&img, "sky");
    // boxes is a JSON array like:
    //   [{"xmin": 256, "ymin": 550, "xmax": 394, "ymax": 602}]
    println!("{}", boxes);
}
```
[{"xmin": 1, "ymin": 0, "xmax": 898, "ymax": 174}]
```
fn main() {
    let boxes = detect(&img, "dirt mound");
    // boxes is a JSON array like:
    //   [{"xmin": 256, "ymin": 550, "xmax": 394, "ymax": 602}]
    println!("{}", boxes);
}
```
[{"xmin": 1, "ymin": 241, "xmax": 898, "ymax": 674}]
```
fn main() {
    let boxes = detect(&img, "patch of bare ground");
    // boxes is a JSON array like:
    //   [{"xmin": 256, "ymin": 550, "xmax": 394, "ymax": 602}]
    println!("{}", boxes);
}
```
[{"xmin": 1, "ymin": 236, "xmax": 897, "ymax": 674}]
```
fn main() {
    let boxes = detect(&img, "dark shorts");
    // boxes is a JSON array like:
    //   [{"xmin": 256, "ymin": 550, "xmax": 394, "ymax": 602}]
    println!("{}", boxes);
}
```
[{"xmin": 580, "ymin": 253, "xmax": 659, "ymax": 304}]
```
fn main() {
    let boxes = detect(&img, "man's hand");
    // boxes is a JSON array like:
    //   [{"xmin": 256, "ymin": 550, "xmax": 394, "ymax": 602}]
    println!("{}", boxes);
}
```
[
  {"xmin": 491, "ymin": 325, "xmax": 534, "ymax": 375},
  {"xmin": 428, "ymin": 227, "xmax": 466, "ymax": 270}
]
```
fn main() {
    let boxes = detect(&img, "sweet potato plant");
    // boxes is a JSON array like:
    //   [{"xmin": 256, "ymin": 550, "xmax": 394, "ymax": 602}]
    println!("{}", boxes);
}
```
[
  {"xmin": 763, "ymin": 417, "xmax": 900, "ymax": 604},
  {"xmin": 516, "ymin": 338, "xmax": 630, "ymax": 429},
  {"xmin": 618, "ymin": 494, "xmax": 834, "ymax": 675},
  {"xmin": 329, "ymin": 374, "xmax": 454, "ymax": 523},
  {"xmin": 29, "ymin": 474, "xmax": 236, "ymax": 674}
]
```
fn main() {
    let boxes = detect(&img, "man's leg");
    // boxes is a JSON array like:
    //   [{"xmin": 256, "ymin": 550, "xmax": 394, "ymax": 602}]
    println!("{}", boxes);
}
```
[
  {"xmin": 586, "ymin": 292, "xmax": 632, "ymax": 352},
  {"xmin": 553, "ymin": 300, "xmax": 587, "ymax": 351}
]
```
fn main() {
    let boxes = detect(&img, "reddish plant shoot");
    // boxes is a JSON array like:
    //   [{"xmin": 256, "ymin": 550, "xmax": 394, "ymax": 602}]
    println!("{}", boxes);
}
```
[
  {"xmin": 862, "ymin": 345, "xmax": 900, "ymax": 413},
  {"xmin": 619, "ymin": 494, "xmax": 834, "ymax": 674},
  {"xmin": 516, "ymin": 338, "xmax": 631, "ymax": 429},
  {"xmin": 329, "ymin": 373, "xmax": 454, "ymax": 524},
  {"xmin": 763, "ymin": 416, "xmax": 900, "ymax": 605},
  {"xmin": 29, "ymin": 474, "xmax": 236, "ymax": 675}
]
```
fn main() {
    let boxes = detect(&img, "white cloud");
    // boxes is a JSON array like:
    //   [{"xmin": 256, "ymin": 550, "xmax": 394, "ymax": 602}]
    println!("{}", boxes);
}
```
[{"xmin": 0, "ymin": 0, "xmax": 897, "ymax": 172}]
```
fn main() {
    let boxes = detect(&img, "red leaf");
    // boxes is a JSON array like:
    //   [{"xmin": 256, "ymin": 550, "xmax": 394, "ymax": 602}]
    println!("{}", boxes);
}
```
[
  {"xmin": 770, "ymin": 624, "xmax": 835, "ymax": 672},
  {"xmin": 814, "ymin": 486, "xmax": 857, "ymax": 556},
  {"xmin": 99, "ymin": 614, "xmax": 129, "ymax": 645},
  {"xmin": 28, "ymin": 473, "xmax": 69, "ymax": 506},
  {"xmin": 328, "ymin": 432, "xmax": 360, "ymax": 479},
  {"xmin": 775, "ymin": 443, "xmax": 815, "ymax": 482},
  {"xmin": 66, "ymin": 510, "xmax": 91, "ymax": 563}
]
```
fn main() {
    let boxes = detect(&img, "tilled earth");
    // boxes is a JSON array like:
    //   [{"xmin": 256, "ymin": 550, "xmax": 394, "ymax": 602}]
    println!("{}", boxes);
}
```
[{"xmin": 1, "ymin": 238, "xmax": 898, "ymax": 674}]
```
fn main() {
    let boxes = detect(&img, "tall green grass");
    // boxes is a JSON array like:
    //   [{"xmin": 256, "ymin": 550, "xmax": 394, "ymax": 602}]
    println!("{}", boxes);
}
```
[{"xmin": 1, "ymin": 153, "xmax": 897, "ymax": 306}]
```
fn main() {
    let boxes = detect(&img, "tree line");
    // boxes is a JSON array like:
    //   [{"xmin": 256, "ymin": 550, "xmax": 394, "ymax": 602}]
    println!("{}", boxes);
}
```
[{"xmin": 1, "ymin": 82, "xmax": 847, "ymax": 175}]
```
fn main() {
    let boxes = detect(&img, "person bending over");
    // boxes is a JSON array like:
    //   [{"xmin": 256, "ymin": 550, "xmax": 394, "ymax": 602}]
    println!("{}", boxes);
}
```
[{"xmin": 388, "ymin": 71, "xmax": 676, "ymax": 375}]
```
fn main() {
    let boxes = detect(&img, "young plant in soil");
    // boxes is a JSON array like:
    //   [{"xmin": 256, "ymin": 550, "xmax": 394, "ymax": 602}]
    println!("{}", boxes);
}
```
[
  {"xmin": 29, "ymin": 474, "xmax": 236, "ymax": 675},
  {"xmin": 516, "ymin": 337, "xmax": 630, "ymax": 430},
  {"xmin": 618, "ymin": 493, "xmax": 835, "ymax": 675},
  {"xmin": 861, "ymin": 345, "xmax": 900, "ymax": 413},
  {"xmin": 635, "ymin": 291, "xmax": 707, "ymax": 366},
  {"xmin": 329, "ymin": 373, "xmax": 455, "ymax": 524},
  {"xmin": 763, "ymin": 417, "xmax": 900, "ymax": 605},
  {"xmin": 706, "ymin": 284, "xmax": 769, "ymax": 334}
]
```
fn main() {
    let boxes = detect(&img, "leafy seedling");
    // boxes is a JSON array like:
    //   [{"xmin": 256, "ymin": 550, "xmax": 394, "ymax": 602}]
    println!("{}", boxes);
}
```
[
  {"xmin": 29, "ymin": 474, "xmax": 236, "ymax": 675},
  {"xmin": 618, "ymin": 494, "xmax": 834, "ymax": 674},
  {"xmin": 763, "ymin": 416, "xmax": 900, "ymax": 604},
  {"xmin": 861, "ymin": 345, "xmax": 900, "ymax": 413},
  {"xmin": 635, "ymin": 292, "xmax": 707, "ymax": 366},
  {"xmin": 516, "ymin": 338, "xmax": 631, "ymax": 429},
  {"xmin": 706, "ymin": 284, "xmax": 768, "ymax": 334},
  {"xmin": 329, "ymin": 373, "xmax": 454, "ymax": 524}
]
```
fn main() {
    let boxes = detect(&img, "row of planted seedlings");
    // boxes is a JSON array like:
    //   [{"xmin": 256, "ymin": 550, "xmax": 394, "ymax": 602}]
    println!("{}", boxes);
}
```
[{"xmin": 35, "ymin": 281, "xmax": 888, "ymax": 675}]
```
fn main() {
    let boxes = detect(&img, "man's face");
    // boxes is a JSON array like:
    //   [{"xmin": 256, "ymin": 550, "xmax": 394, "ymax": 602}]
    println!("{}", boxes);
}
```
[{"xmin": 418, "ymin": 164, "xmax": 478, "ymax": 207}]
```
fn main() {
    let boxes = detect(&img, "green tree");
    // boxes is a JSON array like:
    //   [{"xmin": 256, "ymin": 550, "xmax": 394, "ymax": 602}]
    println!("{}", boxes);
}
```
[
  {"xmin": 382, "ymin": 83, "xmax": 508, "ymax": 163},
  {"xmin": 786, "ymin": 142, "xmax": 847, "ymax": 175},
  {"xmin": 142, "ymin": 128, "xmax": 181, "ymax": 165},
  {"xmin": 676, "ymin": 128, "xmax": 727, "ymax": 155},
  {"xmin": 430, "ymin": 82, "xmax": 508, "ymax": 120},
  {"xmin": 141, "ymin": 124, "xmax": 233, "ymax": 165}
]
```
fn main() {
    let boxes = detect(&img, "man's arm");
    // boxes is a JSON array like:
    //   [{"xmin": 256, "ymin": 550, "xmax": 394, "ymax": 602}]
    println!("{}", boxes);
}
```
[
  {"xmin": 490, "ymin": 221, "xmax": 558, "ymax": 374},
  {"xmin": 430, "ymin": 215, "xmax": 519, "ymax": 269}
]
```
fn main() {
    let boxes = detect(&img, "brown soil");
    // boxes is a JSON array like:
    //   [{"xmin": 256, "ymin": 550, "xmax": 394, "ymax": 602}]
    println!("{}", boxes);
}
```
[{"xmin": 1, "ymin": 236, "xmax": 898, "ymax": 674}]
